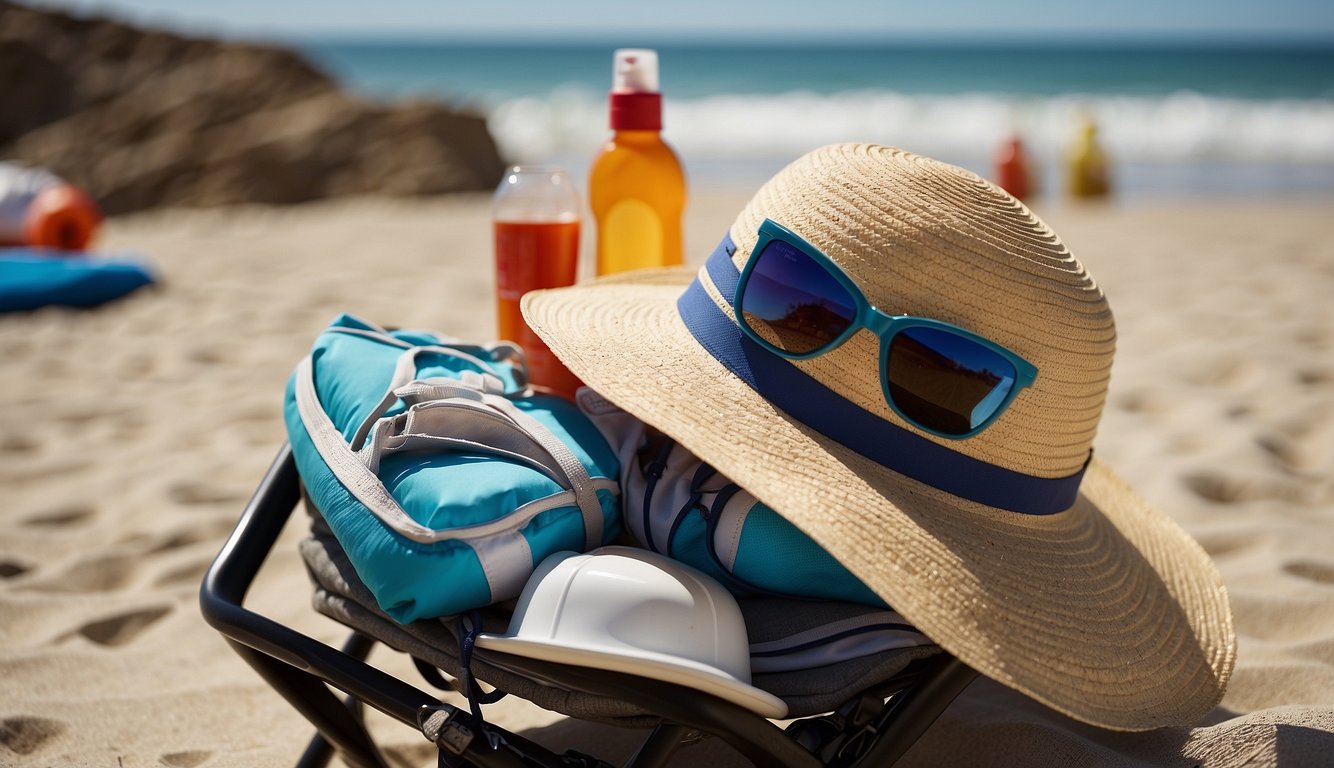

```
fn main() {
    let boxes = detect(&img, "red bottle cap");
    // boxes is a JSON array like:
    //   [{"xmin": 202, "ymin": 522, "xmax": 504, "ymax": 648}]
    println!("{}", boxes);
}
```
[{"xmin": 609, "ymin": 91, "xmax": 662, "ymax": 131}]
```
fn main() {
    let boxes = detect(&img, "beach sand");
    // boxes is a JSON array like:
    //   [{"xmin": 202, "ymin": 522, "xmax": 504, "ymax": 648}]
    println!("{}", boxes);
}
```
[{"xmin": 2, "ymin": 190, "xmax": 1333, "ymax": 766}]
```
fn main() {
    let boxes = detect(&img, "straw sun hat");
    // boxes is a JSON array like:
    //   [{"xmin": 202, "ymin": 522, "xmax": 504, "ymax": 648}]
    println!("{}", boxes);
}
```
[{"xmin": 522, "ymin": 143, "xmax": 1234, "ymax": 730}]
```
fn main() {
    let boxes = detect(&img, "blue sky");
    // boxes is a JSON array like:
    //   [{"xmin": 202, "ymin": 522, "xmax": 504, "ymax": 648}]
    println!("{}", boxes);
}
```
[{"xmin": 26, "ymin": 0, "xmax": 1334, "ymax": 42}]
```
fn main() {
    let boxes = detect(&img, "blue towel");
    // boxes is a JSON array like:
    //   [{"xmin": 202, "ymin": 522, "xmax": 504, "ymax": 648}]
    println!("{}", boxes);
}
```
[{"xmin": 0, "ymin": 248, "xmax": 154, "ymax": 312}]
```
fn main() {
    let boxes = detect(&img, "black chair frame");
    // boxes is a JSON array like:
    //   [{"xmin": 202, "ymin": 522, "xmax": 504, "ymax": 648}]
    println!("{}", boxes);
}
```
[{"xmin": 200, "ymin": 445, "xmax": 978, "ymax": 768}]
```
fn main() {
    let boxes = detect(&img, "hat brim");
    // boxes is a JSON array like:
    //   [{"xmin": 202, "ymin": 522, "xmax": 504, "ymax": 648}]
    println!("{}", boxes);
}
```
[
  {"xmin": 523, "ymin": 267, "xmax": 1235, "ymax": 731},
  {"xmin": 475, "ymin": 634, "xmax": 790, "ymax": 718}
]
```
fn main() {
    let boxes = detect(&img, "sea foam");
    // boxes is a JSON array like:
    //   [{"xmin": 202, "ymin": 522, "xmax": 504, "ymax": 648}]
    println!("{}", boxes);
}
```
[{"xmin": 488, "ymin": 88, "xmax": 1334, "ymax": 168}]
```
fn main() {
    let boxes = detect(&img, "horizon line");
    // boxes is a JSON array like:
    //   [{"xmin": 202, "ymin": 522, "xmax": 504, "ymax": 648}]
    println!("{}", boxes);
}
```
[
  {"xmin": 26, "ymin": 4, "xmax": 1334, "ymax": 51},
  {"xmin": 266, "ymin": 30, "xmax": 1334, "ymax": 49}
]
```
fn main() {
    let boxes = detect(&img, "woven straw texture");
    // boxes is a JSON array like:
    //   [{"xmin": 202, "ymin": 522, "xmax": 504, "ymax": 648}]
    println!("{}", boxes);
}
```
[{"xmin": 522, "ymin": 143, "xmax": 1235, "ymax": 730}]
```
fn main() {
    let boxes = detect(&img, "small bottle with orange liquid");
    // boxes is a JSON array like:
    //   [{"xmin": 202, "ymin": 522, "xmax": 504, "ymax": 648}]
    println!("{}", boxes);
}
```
[
  {"xmin": 589, "ymin": 49, "xmax": 686, "ymax": 275},
  {"xmin": 493, "ymin": 165, "xmax": 583, "ymax": 398}
]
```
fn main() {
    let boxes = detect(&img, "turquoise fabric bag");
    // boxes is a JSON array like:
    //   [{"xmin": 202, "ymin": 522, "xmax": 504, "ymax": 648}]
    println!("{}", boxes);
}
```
[
  {"xmin": 284, "ymin": 314, "xmax": 621, "ymax": 623},
  {"xmin": 575, "ymin": 389, "xmax": 885, "ymax": 608}
]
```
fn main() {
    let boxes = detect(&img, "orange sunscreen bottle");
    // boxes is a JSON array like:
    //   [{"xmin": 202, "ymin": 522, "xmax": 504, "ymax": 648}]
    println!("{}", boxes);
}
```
[{"xmin": 589, "ymin": 49, "xmax": 686, "ymax": 275}]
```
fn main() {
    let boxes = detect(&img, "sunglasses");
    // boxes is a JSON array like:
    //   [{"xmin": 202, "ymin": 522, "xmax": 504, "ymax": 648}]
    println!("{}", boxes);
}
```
[{"xmin": 733, "ymin": 219, "xmax": 1038, "ymax": 439}]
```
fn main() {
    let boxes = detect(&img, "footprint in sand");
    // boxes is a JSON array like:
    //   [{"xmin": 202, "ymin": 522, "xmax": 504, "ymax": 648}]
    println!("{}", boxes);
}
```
[
  {"xmin": 1181, "ymin": 471, "xmax": 1309, "ymax": 505},
  {"xmin": 1192, "ymin": 531, "xmax": 1265, "ymax": 560},
  {"xmin": 0, "ymin": 716, "xmax": 66, "ymax": 756},
  {"xmin": 152, "ymin": 557, "xmax": 214, "ymax": 589},
  {"xmin": 1114, "ymin": 388, "xmax": 1172, "ymax": 416},
  {"xmin": 1284, "ymin": 560, "xmax": 1334, "ymax": 585},
  {"xmin": 146, "ymin": 529, "xmax": 213, "ymax": 554},
  {"xmin": 1296, "ymin": 367, "xmax": 1332, "ymax": 387},
  {"xmin": 1255, "ymin": 421, "xmax": 1332, "ymax": 476},
  {"xmin": 50, "ymin": 403, "xmax": 130, "ymax": 425},
  {"xmin": 0, "ymin": 458, "xmax": 93, "ymax": 488},
  {"xmin": 1255, "ymin": 431, "xmax": 1305, "ymax": 473},
  {"xmin": 168, "ymin": 481, "xmax": 245, "ymax": 507},
  {"xmin": 1295, "ymin": 325, "xmax": 1330, "ymax": 351},
  {"xmin": 27, "ymin": 553, "xmax": 139, "ymax": 593},
  {"xmin": 0, "ymin": 559, "xmax": 31, "ymax": 579},
  {"xmin": 1224, "ymin": 402, "xmax": 1254, "ymax": 420},
  {"xmin": 1184, "ymin": 356, "xmax": 1257, "ymax": 390},
  {"xmin": 384, "ymin": 742, "xmax": 437, "ymax": 767},
  {"xmin": 72, "ymin": 606, "xmax": 172, "ymax": 647},
  {"xmin": 22, "ymin": 504, "xmax": 96, "ymax": 528},
  {"xmin": 159, "ymin": 750, "xmax": 213, "ymax": 767},
  {"xmin": 0, "ymin": 432, "xmax": 40, "ymax": 453},
  {"xmin": 187, "ymin": 344, "xmax": 235, "ymax": 366},
  {"xmin": 118, "ymin": 518, "xmax": 234, "ymax": 555}
]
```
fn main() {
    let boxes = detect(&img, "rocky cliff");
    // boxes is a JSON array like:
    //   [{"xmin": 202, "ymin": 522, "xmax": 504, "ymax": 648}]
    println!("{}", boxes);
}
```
[{"xmin": 0, "ymin": 1, "xmax": 506, "ymax": 214}]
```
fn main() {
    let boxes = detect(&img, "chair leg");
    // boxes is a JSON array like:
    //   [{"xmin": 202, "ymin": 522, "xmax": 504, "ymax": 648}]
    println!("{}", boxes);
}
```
[
  {"xmin": 228, "ymin": 639, "xmax": 390, "ymax": 768},
  {"xmin": 295, "ymin": 689, "xmax": 372, "ymax": 768},
  {"xmin": 847, "ymin": 656, "xmax": 979, "ymax": 767},
  {"xmin": 295, "ymin": 731, "xmax": 336, "ymax": 768},
  {"xmin": 624, "ymin": 723, "xmax": 693, "ymax": 768}
]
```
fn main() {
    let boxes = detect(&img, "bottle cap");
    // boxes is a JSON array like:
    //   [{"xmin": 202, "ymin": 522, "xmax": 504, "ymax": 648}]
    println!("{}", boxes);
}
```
[
  {"xmin": 613, "ymin": 49, "xmax": 658, "ymax": 93},
  {"xmin": 609, "ymin": 49, "xmax": 662, "ymax": 131}
]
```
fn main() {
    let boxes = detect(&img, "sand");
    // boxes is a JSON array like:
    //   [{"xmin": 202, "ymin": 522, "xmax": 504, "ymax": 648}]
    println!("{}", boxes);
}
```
[{"xmin": 2, "ymin": 190, "xmax": 1333, "ymax": 767}]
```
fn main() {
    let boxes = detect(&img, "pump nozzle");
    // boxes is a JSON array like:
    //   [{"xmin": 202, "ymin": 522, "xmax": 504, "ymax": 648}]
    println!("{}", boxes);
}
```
[
  {"xmin": 613, "ymin": 49, "xmax": 659, "ymax": 94},
  {"xmin": 608, "ymin": 48, "xmax": 663, "ymax": 130}
]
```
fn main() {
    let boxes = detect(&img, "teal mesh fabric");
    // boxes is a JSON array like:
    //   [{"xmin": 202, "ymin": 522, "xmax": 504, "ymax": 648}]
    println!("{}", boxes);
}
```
[
  {"xmin": 663, "ymin": 495, "xmax": 886, "ymax": 608},
  {"xmin": 731, "ymin": 505, "xmax": 885, "ymax": 607},
  {"xmin": 285, "ymin": 314, "xmax": 621, "ymax": 622}
]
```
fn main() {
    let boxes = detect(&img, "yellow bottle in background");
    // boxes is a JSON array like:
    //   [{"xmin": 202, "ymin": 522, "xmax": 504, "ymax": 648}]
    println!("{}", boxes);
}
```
[
  {"xmin": 590, "ymin": 49, "xmax": 686, "ymax": 275},
  {"xmin": 1068, "ymin": 119, "xmax": 1111, "ymax": 199}
]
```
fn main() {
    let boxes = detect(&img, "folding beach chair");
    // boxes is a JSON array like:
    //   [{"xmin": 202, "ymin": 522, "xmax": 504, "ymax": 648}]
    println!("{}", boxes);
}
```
[{"xmin": 201, "ymin": 444, "xmax": 979, "ymax": 768}]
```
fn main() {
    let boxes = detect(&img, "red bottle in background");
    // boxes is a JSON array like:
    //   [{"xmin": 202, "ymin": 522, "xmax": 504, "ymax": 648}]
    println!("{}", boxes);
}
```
[{"xmin": 994, "ymin": 135, "xmax": 1032, "ymax": 202}]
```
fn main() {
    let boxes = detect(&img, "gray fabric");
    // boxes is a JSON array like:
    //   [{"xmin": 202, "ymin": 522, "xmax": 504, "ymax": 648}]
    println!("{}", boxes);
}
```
[
  {"xmin": 300, "ymin": 496, "xmax": 943, "ymax": 721},
  {"xmin": 741, "ymin": 599, "xmax": 942, "ymax": 717},
  {"xmin": 299, "ymin": 519, "xmax": 658, "ymax": 726}
]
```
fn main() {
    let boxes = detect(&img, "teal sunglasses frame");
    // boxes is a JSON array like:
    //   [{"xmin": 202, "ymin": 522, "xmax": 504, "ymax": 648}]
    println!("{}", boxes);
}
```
[{"xmin": 733, "ymin": 218, "xmax": 1039, "ymax": 440}]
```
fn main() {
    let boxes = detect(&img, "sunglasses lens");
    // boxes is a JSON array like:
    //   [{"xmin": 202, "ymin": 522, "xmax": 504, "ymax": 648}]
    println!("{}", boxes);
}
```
[
  {"xmin": 739, "ymin": 239, "xmax": 857, "ymax": 355},
  {"xmin": 887, "ymin": 327, "xmax": 1018, "ymax": 436}
]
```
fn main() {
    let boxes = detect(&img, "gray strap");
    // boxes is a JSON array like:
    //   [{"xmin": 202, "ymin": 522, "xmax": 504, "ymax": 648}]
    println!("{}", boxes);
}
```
[
  {"xmin": 326, "ymin": 323, "xmax": 527, "ymax": 383},
  {"xmin": 296, "ymin": 355, "xmax": 445, "ymax": 542},
  {"xmin": 294, "ymin": 346, "xmax": 610, "ymax": 546},
  {"xmin": 350, "ymin": 345, "xmax": 603, "ymax": 551},
  {"xmin": 371, "ymin": 399, "xmax": 568, "ymax": 480},
  {"xmin": 350, "ymin": 347, "xmax": 504, "ymax": 451},
  {"xmin": 749, "ymin": 611, "xmax": 931, "ymax": 674},
  {"xmin": 711, "ymin": 487, "xmax": 756, "ymax": 571},
  {"xmin": 362, "ymin": 388, "xmax": 604, "ymax": 551},
  {"xmin": 471, "ymin": 391, "xmax": 603, "ymax": 550},
  {"xmin": 472, "ymin": 529, "xmax": 535, "ymax": 606}
]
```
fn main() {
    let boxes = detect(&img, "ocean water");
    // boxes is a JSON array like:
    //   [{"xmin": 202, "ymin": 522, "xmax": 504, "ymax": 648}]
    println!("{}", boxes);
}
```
[{"xmin": 301, "ymin": 41, "xmax": 1334, "ymax": 198}]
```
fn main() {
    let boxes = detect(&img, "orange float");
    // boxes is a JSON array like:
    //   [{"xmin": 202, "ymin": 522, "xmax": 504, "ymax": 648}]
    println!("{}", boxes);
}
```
[{"xmin": 23, "ymin": 183, "xmax": 103, "ymax": 251}]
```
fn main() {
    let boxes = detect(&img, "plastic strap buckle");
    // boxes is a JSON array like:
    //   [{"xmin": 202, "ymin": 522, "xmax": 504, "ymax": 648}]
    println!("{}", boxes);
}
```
[{"xmin": 417, "ymin": 705, "xmax": 473, "ymax": 756}]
